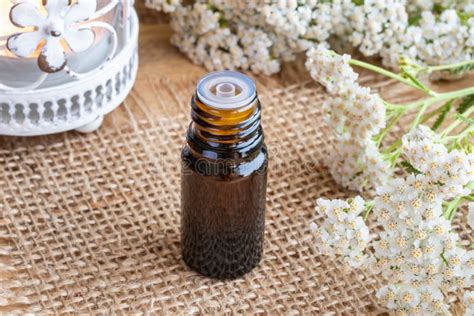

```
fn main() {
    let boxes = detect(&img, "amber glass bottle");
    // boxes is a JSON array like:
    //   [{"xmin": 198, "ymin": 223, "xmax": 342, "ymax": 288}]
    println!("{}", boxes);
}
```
[{"xmin": 181, "ymin": 71, "xmax": 268, "ymax": 280}]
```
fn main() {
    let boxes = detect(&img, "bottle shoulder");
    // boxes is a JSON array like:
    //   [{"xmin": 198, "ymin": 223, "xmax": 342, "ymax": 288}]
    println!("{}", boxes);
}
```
[{"xmin": 181, "ymin": 143, "xmax": 268, "ymax": 179}]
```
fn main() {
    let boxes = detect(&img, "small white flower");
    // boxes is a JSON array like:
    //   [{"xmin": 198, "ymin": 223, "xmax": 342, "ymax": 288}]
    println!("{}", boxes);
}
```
[
  {"xmin": 376, "ymin": 285, "xmax": 398, "ymax": 309},
  {"xmin": 145, "ymin": 0, "xmax": 181, "ymax": 13},
  {"xmin": 397, "ymin": 285, "xmax": 421, "ymax": 309},
  {"xmin": 306, "ymin": 45, "xmax": 358, "ymax": 95}
]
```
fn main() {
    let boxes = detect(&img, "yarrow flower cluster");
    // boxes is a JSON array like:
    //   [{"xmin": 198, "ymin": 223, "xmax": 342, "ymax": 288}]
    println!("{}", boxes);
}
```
[
  {"xmin": 312, "ymin": 125, "xmax": 474, "ymax": 314},
  {"xmin": 310, "ymin": 196, "xmax": 371, "ymax": 269},
  {"xmin": 166, "ymin": 1, "xmax": 281, "ymax": 75},
  {"xmin": 371, "ymin": 126, "xmax": 474, "ymax": 314},
  {"xmin": 148, "ymin": 0, "xmax": 474, "ymax": 75},
  {"xmin": 402, "ymin": 125, "xmax": 473, "ymax": 199},
  {"xmin": 262, "ymin": 0, "xmax": 336, "ymax": 53},
  {"xmin": 307, "ymin": 43, "xmax": 474, "ymax": 312},
  {"xmin": 350, "ymin": 0, "xmax": 408, "ymax": 57},
  {"xmin": 306, "ymin": 45, "xmax": 390, "ymax": 191}
]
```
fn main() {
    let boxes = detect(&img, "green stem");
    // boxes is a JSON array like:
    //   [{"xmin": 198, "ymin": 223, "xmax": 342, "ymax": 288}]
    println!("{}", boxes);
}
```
[
  {"xmin": 379, "ymin": 93, "xmax": 456, "ymax": 142},
  {"xmin": 404, "ymin": 86, "xmax": 474, "ymax": 111},
  {"xmin": 389, "ymin": 148, "xmax": 402, "ymax": 168},
  {"xmin": 443, "ymin": 125, "xmax": 474, "ymax": 143},
  {"xmin": 348, "ymin": 59, "xmax": 427, "ymax": 92},
  {"xmin": 363, "ymin": 201, "xmax": 375, "ymax": 221},
  {"xmin": 420, "ymin": 101, "xmax": 452, "ymax": 125},
  {"xmin": 441, "ymin": 106, "xmax": 474, "ymax": 137},
  {"xmin": 444, "ymin": 197, "xmax": 462, "ymax": 221},
  {"xmin": 383, "ymin": 139, "xmax": 402, "ymax": 155},
  {"xmin": 436, "ymin": 86, "xmax": 474, "ymax": 101},
  {"xmin": 410, "ymin": 102, "xmax": 429, "ymax": 131},
  {"xmin": 402, "ymin": 70, "xmax": 435, "ymax": 96},
  {"xmin": 444, "ymin": 183, "xmax": 474, "ymax": 220},
  {"xmin": 426, "ymin": 60, "xmax": 474, "ymax": 73},
  {"xmin": 467, "ymin": 182, "xmax": 474, "ymax": 190},
  {"xmin": 380, "ymin": 88, "xmax": 473, "ymax": 163},
  {"xmin": 375, "ymin": 110, "xmax": 405, "ymax": 147}
]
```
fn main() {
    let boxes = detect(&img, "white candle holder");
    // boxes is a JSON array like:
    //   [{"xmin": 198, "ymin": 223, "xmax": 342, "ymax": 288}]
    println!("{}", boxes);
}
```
[{"xmin": 0, "ymin": 0, "xmax": 139, "ymax": 136}]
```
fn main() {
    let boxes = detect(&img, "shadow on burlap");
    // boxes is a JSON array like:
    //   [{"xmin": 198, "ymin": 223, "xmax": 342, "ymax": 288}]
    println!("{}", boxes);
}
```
[{"xmin": 0, "ymin": 25, "xmax": 472, "ymax": 314}]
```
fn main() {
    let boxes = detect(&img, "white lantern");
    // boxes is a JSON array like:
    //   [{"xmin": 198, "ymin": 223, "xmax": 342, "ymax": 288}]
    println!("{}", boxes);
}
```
[{"xmin": 0, "ymin": 0, "xmax": 139, "ymax": 135}]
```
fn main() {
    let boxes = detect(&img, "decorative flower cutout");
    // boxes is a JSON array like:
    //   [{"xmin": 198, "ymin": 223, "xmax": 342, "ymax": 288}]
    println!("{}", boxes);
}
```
[{"xmin": 7, "ymin": 0, "xmax": 97, "ymax": 73}]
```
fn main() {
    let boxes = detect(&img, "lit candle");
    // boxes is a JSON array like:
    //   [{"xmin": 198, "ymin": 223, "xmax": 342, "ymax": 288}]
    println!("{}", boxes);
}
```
[
  {"xmin": 0, "ymin": 0, "xmax": 115, "ymax": 58},
  {"xmin": 0, "ymin": 0, "xmax": 137, "ymax": 135}
]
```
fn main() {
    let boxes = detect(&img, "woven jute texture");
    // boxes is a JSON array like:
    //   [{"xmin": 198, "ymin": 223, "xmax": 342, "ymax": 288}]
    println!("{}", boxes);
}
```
[{"xmin": 0, "ymin": 24, "xmax": 472, "ymax": 314}]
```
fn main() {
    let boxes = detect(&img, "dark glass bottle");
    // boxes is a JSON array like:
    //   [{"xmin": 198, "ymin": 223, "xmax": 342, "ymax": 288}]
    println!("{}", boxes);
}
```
[{"xmin": 181, "ymin": 71, "xmax": 268, "ymax": 280}]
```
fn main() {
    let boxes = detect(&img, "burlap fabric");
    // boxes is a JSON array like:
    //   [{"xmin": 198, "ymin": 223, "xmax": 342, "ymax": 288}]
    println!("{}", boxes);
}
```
[{"xmin": 0, "ymin": 22, "xmax": 472, "ymax": 314}]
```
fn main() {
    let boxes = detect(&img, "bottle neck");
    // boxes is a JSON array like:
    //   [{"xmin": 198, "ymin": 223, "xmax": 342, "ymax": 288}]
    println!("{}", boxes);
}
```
[{"xmin": 187, "ymin": 94, "xmax": 264, "ymax": 159}]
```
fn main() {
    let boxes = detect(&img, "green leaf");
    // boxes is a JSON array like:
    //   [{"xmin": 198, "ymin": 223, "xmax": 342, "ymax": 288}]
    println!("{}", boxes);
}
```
[
  {"xmin": 207, "ymin": 4, "xmax": 219, "ymax": 12},
  {"xmin": 456, "ymin": 113, "xmax": 474, "ymax": 125},
  {"xmin": 408, "ymin": 14, "xmax": 422, "ymax": 26},
  {"xmin": 448, "ymin": 63, "xmax": 474, "ymax": 75},
  {"xmin": 352, "ymin": 0, "xmax": 364, "ymax": 5},
  {"xmin": 431, "ymin": 100, "xmax": 452, "ymax": 130},
  {"xmin": 458, "ymin": 11, "xmax": 473, "ymax": 25},
  {"xmin": 401, "ymin": 161, "xmax": 422, "ymax": 175},
  {"xmin": 400, "ymin": 67, "xmax": 430, "ymax": 93},
  {"xmin": 458, "ymin": 94, "xmax": 474, "ymax": 114},
  {"xmin": 440, "ymin": 252, "xmax": 448, "ymax": 265},
  {"xmin": 219, "ymin": 17, "xmax": 228, "ymax": 28},
  {"xmin": 433, "ymin": 4, "xmax": 444, "ymax": 15}
]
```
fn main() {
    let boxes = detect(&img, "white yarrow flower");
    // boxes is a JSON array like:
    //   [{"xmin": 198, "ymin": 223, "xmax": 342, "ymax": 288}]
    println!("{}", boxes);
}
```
[
  {"xmin": 306, "ymin": 45, "xmax": 389, "ymax": 191},
  {"xmin": 349, "ymin": 0, "xmax": 408, "ymax": 57},
  {"xmin": 306, "ymin": 45, "xmax": 358, "ymax": 95},
  {"xmin": 310, "ymin": 196, "xmax": 371, "ymax": 269}
]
